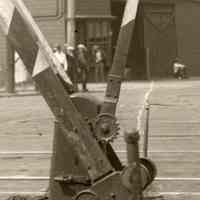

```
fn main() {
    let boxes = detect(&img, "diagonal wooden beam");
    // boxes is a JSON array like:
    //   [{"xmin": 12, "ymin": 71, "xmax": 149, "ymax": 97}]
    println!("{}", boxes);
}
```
[{"xmin": 0, "ymin": 0, "xmax": 113, "ymax": 181}]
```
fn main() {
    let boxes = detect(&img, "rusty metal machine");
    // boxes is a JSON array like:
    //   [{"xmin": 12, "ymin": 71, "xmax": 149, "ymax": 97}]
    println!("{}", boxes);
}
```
[{"xmin": 0, "ymin": 0, "xmax": 157, "ymax": 199}]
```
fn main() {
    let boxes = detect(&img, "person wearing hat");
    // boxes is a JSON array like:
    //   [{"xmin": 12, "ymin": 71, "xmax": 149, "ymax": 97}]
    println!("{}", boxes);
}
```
[
  {"xmin": 93, "ymin": 45, "xmax": 105, "ymax": 82},
  {"xmin": 54, "ymin": 44, "xmax": 68, "ymax": 72},
  {"xmin": 76, "ymin": 44, "xmax": 89, "ymax": 92},
  {"xmin": 53, "ymin": 44, "xmax": 74, "ymax": 94},
  {"xmin": 64, "ymin": 45, "xmax": 78, "ymax": 92},
  {"xmin": 173, "ymin": 57, "xmax": 188, "ymax": 79}
]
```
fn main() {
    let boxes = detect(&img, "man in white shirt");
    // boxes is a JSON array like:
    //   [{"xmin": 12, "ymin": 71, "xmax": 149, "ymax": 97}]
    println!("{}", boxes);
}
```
[
  {"xmin": 53, "ymin": 44, "xmax": 74, "ymax": 94},
  {"xmin": 54, "ymin": 44, "xmax": 68, "ymax": 72}
]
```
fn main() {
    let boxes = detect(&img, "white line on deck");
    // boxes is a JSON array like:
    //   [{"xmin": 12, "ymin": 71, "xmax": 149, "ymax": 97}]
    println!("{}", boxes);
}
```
[
  {"xmin": 0, "ymin": 176, "xmax": 49, "ymax": 180},
  {"xmin": 0, "ymin": 192, "xmax": 46, "ymax": 195},
  {"xmin": 2, "ymin": 150, "xmax": 200, "ymax": 155},
  {"xmin": 156, "ymin": 177, "xmax": 200, "ymax": 181},
  {"xmin": 159, "ymin": 192, "xmax": 200, "ymax": 196},
  {"xmin": 1, "ymin": 176, "xmax": 200, "ymax": 181},
  {"xmin": 1, "ymin": 192, "xmax": 200, "ymax": 196},
  {"xmin": 0, "ymin": 151, "xmax": 51, "ymax": 155}
]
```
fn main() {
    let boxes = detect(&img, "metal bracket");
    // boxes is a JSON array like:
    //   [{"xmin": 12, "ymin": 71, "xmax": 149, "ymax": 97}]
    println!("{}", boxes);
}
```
[{"xmin": 54, "ymin": 175, "xmax": 91, "ymax": 186}]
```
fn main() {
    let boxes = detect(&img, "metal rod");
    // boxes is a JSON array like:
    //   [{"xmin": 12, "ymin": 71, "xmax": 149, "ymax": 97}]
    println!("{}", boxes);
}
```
[
  {"xmin": 146, "ymin": 47, "xmax": 151, "ymax": 81},
  {"xmin": 143, "ymin": 104, "xmax": 150, "ymax": 157}
]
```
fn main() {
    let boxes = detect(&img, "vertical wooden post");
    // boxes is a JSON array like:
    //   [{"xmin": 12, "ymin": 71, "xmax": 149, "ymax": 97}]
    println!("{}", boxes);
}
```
[
  {"xmin": 67, "ymin": 0, "xmax": 76, "ymax": 47},
  {"xmin": 125, "ymin": 130, "xmax": 140, "ymax": 164},
  {"xmin": 146, "ymin": 47, "xmax": 151, "ymax": 81},
  {"xmin": 5, "ymin": 39, "xmax": 15, "ymax": 93},
  {"xmin": 124, "ymin": 130, "xmax": 143, "ymax": 200}
]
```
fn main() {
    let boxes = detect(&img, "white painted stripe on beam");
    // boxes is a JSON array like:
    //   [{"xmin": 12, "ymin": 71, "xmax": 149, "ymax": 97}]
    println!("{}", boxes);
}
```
[
  {"xmin": 121, "ymin": 0, "xmax": 139, "ymax": 26},
  {"xmin": 32, "ymin": 48, "xmax": 49, "ymax": 77},
  {"xmin": 0, "ymin": 0, "xmax": 15, "ymax": 34}
]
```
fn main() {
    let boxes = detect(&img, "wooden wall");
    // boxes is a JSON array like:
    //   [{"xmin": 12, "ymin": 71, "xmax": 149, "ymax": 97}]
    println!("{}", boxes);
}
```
[{"xmin": 175, "ymin": 0, "xmax": 200, "ymax": 76}]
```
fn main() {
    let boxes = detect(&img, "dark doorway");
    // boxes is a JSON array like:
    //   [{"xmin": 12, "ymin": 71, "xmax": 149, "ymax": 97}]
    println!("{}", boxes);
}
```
[
  {"xmin": 127, "ymin": 5, "xmax": 146, "ymax": 80},
  {"xmin": 143, "ymin": 3, "xmax": 177, "ymax": 78}
]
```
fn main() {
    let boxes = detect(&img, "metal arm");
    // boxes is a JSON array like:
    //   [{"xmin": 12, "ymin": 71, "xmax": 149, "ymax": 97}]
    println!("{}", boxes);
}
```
[
  {"xmin": 101, "ymin": 0, "xmax": 139, "ymax": 115},
  {"xmin": 0, "ymin": 0, "xmax": 113, "ymax": 181},
  {"xmin": 0, "ymin": 1, "xmax": 158, "ymax": 200},
  {"xmin": 94, "ymin": 0, "xmax": 140, "ymax": 141}
]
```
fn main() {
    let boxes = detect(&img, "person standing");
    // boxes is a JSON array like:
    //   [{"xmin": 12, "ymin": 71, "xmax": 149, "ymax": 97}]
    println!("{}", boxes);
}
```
[
  {"xmin": 54, "ymin": 44, "xmax": 68, "ymax": 72},
  {"xmin": 76, "ymin": 44, "xmax": 89, "ymax": 92},
  {"xmin": 65, "ymin": 45, "xmax": 78, "ymax": 92},
  {"xmin": 173, "ymin": 58, "xmax": 188, "ymax": 79},
  {"xmin": 53, "ymin": 44, "xmax": 74, "ymax": 94},
  {"xmin": 93, "ymin": 45, "xmax": 105, "ymax": 82}
]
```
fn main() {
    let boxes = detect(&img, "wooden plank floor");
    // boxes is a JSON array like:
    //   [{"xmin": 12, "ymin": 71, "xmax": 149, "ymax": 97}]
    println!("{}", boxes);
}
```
[
  {"xmin": 2, "ymin": 80, "xmax": 200, "ymax": 200},
  {"xmin": 0, "ymin": 82, "xmax": 150, "ymax": 199}
]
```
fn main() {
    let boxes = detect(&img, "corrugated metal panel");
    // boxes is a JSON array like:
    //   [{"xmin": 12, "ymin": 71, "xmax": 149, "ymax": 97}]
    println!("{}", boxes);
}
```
[
  {"xmin": 176, "ymin": 1, "xmax": 200, "ymax": 76},
  {"xmin": 76, "ymin": 0, "xmax": 111, "ymax": 16},
  {"xmin": 23, "ymin": 0, "xmax": 59, "ymax": 17}
]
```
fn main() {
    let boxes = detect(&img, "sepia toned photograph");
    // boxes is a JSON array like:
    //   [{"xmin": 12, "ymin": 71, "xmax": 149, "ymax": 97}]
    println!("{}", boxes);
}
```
[{"xmin": 0, "ymin": 0, "xmax": 198, "ymax": 200}]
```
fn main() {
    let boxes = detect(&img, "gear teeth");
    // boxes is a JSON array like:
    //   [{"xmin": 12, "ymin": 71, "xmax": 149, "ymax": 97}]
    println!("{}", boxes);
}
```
[{"xmin": 94, "ymin": 114, "xmax": 120, "ymax": 143}]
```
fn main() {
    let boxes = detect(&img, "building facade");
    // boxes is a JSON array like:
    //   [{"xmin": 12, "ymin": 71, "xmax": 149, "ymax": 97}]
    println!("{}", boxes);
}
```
[
  {"xmin": 0, "ymin": 0, "xmax": 112, "ymax": 86},
  {"xmin": 113, "ymin": 0, "xmax": 200, "ymax": 78},
  {"xmin": 1, "ymin": 0, "xmax": 200, "ymax": 86}
]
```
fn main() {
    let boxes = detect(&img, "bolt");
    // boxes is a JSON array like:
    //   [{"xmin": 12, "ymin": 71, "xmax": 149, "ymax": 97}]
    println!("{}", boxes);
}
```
[
  {"xmin": 101, "ymin": 123, "xmax": 110, "ymax": 135},
  {"xmin": 88, "ymin": 166, "xmax": 91, "ymax": 170},
  {"xmin": 99, "ymin": 159, "xmax": 104, "ymax": 165},
  {"xmin": 125, "ymin": 130, "xmax": 140, "ymax": 144},
  {"xmin": 84, "ymin": 117, "xmax": 89, "ymax": 122},
  {"xmin": 110, "ymin": 193, "xmax": 116, "ymax": 199},
  {"xmin": 60, "ymin": 108, "xmax": 64, "ymax": 115},
  {"xmin": 73, "ymin": 127, "xmax": 78, "ymax": 133}
]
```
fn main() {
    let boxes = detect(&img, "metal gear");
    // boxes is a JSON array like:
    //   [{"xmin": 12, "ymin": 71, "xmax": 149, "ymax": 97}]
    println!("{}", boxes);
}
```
[
  {"xmin": 75, "ymin": 190, "xmax": 98, "ymax": 200},
  {"xmin": 94, "ymin": 113, "xmax": 120, "ymax": 142}
]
